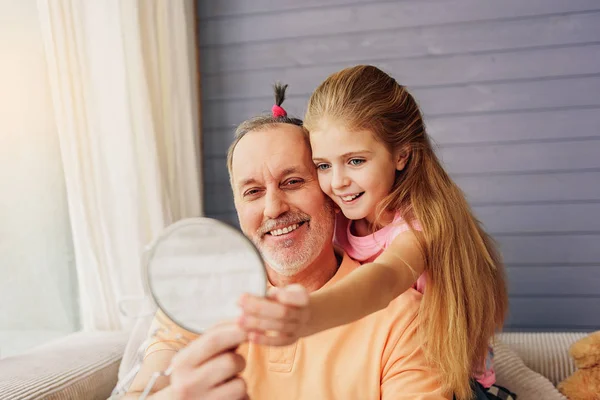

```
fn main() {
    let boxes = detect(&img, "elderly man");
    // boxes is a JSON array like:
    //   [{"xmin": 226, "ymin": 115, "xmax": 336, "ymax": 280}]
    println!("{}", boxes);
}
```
[{"xmin": 124, "ymin": 112, "xmax": 450, "ymax": 399}]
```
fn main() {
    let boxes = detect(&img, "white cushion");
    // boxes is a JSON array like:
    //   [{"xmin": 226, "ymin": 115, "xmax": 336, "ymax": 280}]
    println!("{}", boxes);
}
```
[
  {"xmin": 497, "ymin": 332, "xmax": 586, "ymax": 386},
  {"xmin": 0, "ymin": 331, "xmax": 128, "ymax": 400},
  {"xmin": 493, "ymin": 339, "xmax": 567, "ymax": 400}
]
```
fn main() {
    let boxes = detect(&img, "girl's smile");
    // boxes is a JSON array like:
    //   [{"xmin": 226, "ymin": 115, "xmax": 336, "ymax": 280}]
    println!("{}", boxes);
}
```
[{"xmin": 309, "ymin": 119, "xmax": 407, "ymax": 226}]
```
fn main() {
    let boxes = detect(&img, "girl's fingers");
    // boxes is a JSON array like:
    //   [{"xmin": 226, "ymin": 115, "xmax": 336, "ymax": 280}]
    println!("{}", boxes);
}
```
[{"xmin": 273, "ymin": 284, "xmax": 309, "ymax": 307}]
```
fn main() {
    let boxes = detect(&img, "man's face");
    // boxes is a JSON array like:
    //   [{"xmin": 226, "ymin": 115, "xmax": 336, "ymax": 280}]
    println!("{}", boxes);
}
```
[{"xmin": 230, "ymin": 124, "xmax": 335, "ymax": 277}]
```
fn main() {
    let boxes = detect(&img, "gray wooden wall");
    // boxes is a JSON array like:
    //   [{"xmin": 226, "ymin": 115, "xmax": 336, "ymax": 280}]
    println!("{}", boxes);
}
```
[{"xmin": 198, "ymin": 0, "xmax": 600, "ymax": 331}]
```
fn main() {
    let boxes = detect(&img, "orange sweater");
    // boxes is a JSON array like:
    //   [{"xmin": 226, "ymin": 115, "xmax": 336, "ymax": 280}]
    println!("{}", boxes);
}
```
[{"xmin": 145, "ymin": 252, "xmax": 450, "ymax": 400}]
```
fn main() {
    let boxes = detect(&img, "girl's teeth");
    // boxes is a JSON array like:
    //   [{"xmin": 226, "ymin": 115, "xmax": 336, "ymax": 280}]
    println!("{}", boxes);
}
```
[{"xmin": 342, "ymin": 194, "xmax": 359, "ymax": 201}]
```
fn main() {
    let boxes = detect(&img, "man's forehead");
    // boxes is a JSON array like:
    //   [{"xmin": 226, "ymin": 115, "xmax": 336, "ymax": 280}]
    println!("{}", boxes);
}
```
[
  {"xmin": 231, "ymin": 125, "xmax": 311, "ymax": 185},
  {"xmin": 237, "ymin": 163, "xmax": 308, "ymax": 187}
]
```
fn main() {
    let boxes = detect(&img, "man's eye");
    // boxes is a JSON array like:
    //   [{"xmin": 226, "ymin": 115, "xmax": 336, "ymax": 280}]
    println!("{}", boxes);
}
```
[
  {"xmin": 316, "ymin": 163, "xmax": 330, "ymax": 170},
  {"xmin": 243, "ymin": 189, "xmax": 260, "ymax": 197},
  {"xmin": 282, "ymin": 178, "xmax": 304, "ymax": 188},
  {"xmin": 349, "ymin": 159, "xmax": 365, "ymax": 166}
]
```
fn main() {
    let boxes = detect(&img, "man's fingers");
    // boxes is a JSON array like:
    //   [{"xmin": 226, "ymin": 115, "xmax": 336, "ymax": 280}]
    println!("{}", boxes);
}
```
[
  {"xmin": 170, "ymin": 324, "xmax": 247, "ymax": 369},
  {"xmin": 201, "ymin": 352, "xmax": 246, "ymax": 389},
  {"xmin": 239, "ymin": 294, "xmax": 302, "ymax": 321},
  {"xmin": 248, "ymin": 331, "xmax": 295, "ymax": 347},
  {"xmin": 171, "ymin": 352, "xmax": 246, "ymax": 399},
  {"xmin": 239, "ymin": 314, "xmax": 299, "ymax": 333},
  {"xmin": 204, "ymin": 377, "xmax": 248, "ymax": 400}
]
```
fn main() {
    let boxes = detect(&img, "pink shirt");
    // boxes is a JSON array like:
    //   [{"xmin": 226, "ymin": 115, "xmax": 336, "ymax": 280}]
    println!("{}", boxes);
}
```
[
  {"xmin": 333, "ymin": 213, "xmax": 496, "ymax": 388},
  {"xmin": 334, "ymin": 213, "xmax": 427, "ymax": 292}
]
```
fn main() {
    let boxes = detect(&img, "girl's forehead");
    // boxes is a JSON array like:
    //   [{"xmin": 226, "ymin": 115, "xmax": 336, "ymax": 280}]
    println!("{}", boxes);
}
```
[{"xmin": 310, "ymin": 126, "xmax": 383, "ymax": 157}]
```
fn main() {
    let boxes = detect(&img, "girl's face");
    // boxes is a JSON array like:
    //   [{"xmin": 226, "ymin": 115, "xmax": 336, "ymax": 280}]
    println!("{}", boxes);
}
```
[{"xmin": 309, "ymin": 119, "xmax": 408, "ymax": 224}]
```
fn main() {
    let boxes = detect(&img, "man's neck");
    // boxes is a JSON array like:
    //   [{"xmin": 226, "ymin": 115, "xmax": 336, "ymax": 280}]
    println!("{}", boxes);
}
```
[{"xmin": 267, "ymin": 246, "xmax": 340, "ymax": 292}]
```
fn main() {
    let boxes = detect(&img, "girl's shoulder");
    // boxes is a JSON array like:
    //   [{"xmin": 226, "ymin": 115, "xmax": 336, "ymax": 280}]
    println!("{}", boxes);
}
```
[{"xmin": 384, "ymin": 213, "xmax": 421, "ymax": 246}]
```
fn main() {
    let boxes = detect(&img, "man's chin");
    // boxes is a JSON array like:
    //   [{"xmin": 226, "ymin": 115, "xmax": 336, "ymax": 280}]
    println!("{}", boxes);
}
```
[
  {"xmin": 261, "ymin": 253, "xmax": 310, "ymax": 277},
  {"xmin": 261, "ymin": 242, "xmax": 304, "ymax": 261},
  {"xmin": 258, "ymin": 242, "xmax": 313, "ymax": 276}
]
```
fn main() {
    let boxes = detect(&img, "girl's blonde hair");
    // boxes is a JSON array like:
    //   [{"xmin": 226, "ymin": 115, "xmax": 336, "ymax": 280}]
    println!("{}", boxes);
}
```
[{"xmin": 304, "ymin": 65, "xmax": 508, "ymax": 399}]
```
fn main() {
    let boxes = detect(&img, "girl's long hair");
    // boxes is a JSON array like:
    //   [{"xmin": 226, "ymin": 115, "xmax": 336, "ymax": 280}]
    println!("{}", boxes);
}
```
[{"xmin": 304, "ymin": 65, "xmax": 508, "ymax": 399}]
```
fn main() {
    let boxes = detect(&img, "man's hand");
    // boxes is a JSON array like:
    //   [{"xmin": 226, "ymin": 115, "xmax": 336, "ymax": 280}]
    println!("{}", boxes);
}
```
[
  {"xmin": 167, "ymin": 324, "xmax": 249, "ymax": 400},
  {"xmin": 237, "ymin": 284, "xmax": 311, "ymax": 346}
]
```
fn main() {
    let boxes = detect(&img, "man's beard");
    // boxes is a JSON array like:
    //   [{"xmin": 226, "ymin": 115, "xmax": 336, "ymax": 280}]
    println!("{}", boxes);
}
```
[{"xmin": 252, "ymin": 203, "xmax": 334, "ymax": 277}]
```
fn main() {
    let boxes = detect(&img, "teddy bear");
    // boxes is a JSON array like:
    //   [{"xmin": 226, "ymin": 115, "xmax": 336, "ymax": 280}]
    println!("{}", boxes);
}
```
[{"xmin": 558, "ymin": 330, "xmax": 600, "ymax": 400}]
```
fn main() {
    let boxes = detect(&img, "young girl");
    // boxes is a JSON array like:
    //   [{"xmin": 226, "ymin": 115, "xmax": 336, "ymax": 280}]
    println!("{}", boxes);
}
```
[{"xmin": 238, "ymin": 66, "xmax": 508, "ymax": 399}]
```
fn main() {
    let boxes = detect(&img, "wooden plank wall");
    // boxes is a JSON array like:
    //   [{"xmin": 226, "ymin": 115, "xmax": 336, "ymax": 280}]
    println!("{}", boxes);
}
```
[{"xmin": 197, "ymin": 0, "xmax": 600, "ymax": 331}]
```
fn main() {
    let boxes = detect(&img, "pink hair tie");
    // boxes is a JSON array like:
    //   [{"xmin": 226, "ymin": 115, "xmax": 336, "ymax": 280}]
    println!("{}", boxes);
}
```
[{"xmin": 272, "ymin": 104, "xmax": 287, "ymax": 118}]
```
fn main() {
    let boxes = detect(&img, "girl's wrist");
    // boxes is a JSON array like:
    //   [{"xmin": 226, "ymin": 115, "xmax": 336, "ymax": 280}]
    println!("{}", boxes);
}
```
[{"xmin": 300, "ymin": 297, "xmax": 319, "ymax": 338}]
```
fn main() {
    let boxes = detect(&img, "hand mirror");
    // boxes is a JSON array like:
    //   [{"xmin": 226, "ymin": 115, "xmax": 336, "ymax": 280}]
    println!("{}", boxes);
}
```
[
  {"xmin": 111, "ymin": 217, "xmax": 267, "ymax": 398},
  {"xmin": 146, "ymin": 217, "xmax": 267, "ymax": 333}
]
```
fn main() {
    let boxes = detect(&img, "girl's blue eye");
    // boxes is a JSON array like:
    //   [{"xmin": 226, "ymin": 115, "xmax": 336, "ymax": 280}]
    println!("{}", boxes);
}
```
[
  {"xmin": 316, "ymin": 164, "xmax": 330, "ymax": 170},
  {"xmin": 349, "ymin": 159, "xmax": 365, "ymax": 166}
]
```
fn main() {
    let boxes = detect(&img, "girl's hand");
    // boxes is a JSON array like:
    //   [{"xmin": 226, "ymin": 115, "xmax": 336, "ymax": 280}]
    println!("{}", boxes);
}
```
[{"xmin": 237, "ymin": 284, "xmax": 310, "ymax": 346}]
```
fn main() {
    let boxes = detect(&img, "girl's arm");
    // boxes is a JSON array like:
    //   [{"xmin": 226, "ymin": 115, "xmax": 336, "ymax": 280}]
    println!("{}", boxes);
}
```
[
  {"xmin": 238, "ymin": 230, "xmax": 425, "ymax": 345},
  {"xmin": 307, "ymin": 229, "xmax": 425, "ymax": 335}
]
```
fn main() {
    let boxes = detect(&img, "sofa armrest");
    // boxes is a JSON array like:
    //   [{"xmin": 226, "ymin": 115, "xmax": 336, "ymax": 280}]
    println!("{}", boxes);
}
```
[
  {"xmin": 0, "ymin": 331, "xmax": 129, "ymax": 400},
  {"xmin": 496, "ymin": 332, "xmax": 587, "ymax": 386}
]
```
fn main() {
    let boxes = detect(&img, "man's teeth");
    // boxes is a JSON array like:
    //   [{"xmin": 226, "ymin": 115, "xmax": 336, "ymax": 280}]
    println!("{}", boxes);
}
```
[
  {"xmin": 342, "ymin": 193, "xmax": 361, "ymax": 201},
  {"xmin": 270, "ymin": 223, "xmax": 300, "ymax": 236}
]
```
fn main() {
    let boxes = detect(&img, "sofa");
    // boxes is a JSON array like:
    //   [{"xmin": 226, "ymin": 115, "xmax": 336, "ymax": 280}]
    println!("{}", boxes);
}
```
[{"xmin": 0, "ymin": 328, "xmax": 587, "ymax": 400}]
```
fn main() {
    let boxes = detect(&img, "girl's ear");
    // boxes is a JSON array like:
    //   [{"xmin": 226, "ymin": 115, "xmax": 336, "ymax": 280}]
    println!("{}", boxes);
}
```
[{"xmin": 395, "ymin": 144, "xmax": 411, "ymax": 171}]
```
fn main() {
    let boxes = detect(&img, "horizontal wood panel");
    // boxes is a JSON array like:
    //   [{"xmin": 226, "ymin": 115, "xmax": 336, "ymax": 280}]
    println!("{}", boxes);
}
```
[
  {"xmin": 438, "ymin": 139, "xmax": 600, "ymax": 175},
  {"xmin": 200, "ymin": 1, "xmax": 600, "ymax": 46},
  {"xmin": 414, "ymin": 76, "xmax": 600, "ymax": 117},
  {"xmin": 201, "ymin": 12, "xmax": 600, "ymax": 74},
  {"xmin": 474, "ymin": 203, "xmax": 600, "ymax": 234},
  {"xmin": 506, "ymin": 297, "xmax": 600, "ymax": 328},
  {"xmin": 203, "ymin": 108, "xmax": 600, "ymax": 156},
  {"xmin": 203, "ymin": 44, "xmax": 600, "ymax": 100},
  {"xmin": 507, "ymin": 266, "xmax": 600, "ymax": 296},
  {"xmin": 498, "ymin": 234, "xmax": 600, "ymax": 264},
  {"xmin": 426, "ymin": 108, "xmax": 600, "ymax": 146},
  {"xmin": 202, "ymin": 76, "xmax": 600, "ymax": 129},
  {"xmin": 198, "ymin": 0, "xmax": 378, "ymax": 19},
  {"xmin": 455, "ymin": 171, "xmax": 600, "ymax": 205}
]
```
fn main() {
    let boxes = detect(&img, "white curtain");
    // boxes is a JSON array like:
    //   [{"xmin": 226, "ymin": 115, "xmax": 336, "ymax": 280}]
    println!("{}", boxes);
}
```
[{"xmin": 36, "ymin": 0, "xmax": 203, "ymax": 331}]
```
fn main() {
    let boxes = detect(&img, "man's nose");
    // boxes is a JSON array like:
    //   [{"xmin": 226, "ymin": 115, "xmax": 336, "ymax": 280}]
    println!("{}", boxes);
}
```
[
  {"xmin": 331, "ymin": 168, "xmax": 350, "ymax": 190},
  {"xmin": 263, "ymin": 190, "xmax": 290, "ymax": 219}
]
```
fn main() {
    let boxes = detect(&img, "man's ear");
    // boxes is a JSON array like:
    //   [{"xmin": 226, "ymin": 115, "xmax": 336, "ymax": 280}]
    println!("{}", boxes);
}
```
[{"xmin": 395, "ymin": 144, "xmax": 411, "ymax": 171}]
